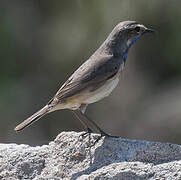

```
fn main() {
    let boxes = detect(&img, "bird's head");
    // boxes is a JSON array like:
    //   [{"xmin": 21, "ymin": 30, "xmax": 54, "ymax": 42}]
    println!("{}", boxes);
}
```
[{"xmin": 105, "ymin": 21, "xmax": 154, "ymax": 59}]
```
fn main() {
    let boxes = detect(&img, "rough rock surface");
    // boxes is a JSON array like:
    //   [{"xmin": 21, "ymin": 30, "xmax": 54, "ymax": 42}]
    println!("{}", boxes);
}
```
[{"xmin": 0, "ymin": 131, "xmax": 181, "ymax": 179}]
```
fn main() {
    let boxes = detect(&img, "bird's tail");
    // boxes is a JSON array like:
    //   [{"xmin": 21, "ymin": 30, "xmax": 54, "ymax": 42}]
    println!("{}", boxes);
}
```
[{"xmin": 14, "ymin": 105, "xmax": 51, "ymax": 132}]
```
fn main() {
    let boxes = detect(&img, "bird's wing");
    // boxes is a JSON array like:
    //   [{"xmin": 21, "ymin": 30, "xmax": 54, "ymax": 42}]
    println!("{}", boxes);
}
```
[{"xmin": 50, "ymin": 55, "xmax": 122, "ymax": 102}]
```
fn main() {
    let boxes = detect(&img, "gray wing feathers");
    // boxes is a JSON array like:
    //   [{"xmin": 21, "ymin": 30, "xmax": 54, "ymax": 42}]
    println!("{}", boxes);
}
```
[{"xmin": 53, "ymin": 55, "xmax": 122, "ymax": 101}]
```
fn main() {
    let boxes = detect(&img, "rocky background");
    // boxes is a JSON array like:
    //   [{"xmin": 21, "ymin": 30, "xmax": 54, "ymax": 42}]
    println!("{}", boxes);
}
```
[{"xmin": 1, "ymin": 132, "xmax": 181, "ymax": 179}]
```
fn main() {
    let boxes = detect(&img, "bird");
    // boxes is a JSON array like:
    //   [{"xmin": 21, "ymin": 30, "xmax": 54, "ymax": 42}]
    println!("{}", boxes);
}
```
[{"xmin": 14, "ymin": 21, "xmax": 154, "ymax": 139}]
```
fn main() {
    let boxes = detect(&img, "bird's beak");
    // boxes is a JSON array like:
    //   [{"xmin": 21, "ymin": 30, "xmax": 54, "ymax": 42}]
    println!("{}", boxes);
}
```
[{"xmin": 145, "ymin": 28, "xmax": 155, "ymax": 33}]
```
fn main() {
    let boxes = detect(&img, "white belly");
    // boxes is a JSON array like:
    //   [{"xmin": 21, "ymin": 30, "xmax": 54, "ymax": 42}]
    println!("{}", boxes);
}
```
[{"xmin": 84, "ymin": 77, "xmax": 119, "ymax": 104}]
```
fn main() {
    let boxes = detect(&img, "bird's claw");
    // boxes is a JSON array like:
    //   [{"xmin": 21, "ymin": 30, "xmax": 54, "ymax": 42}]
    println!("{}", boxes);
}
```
[
  {"xmin": 90, "ymin": 130, "xmax": 119, "ymax": 147},
  {"xmin": 79, "ymin": 128, "xmax": 93, "ymax": 139}
]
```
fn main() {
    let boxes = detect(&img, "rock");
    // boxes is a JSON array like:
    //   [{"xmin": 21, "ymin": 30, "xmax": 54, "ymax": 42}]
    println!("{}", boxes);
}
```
[{"xmin": 0, "ymin": 131, "xmax": 181, "ymax": 179}]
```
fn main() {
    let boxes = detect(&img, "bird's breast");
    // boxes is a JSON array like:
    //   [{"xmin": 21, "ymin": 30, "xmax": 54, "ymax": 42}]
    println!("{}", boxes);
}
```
[{"xmin": 83, "ymin": 77, "xmax": 119, "ymax": 104}]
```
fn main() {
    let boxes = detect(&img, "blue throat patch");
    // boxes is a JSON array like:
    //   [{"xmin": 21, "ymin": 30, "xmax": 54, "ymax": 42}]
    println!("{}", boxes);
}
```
[{"xmin": 123, "ymin": 33, "xmax": 144, "ymax": 65}]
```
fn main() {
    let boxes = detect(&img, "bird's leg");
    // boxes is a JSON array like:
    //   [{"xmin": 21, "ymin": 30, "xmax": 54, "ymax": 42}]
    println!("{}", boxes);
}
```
[
  {"xmin": 71, "ymin": 110, "xmax": 94, "ymax": 139},
  {"xmin": 74, "ymin": 109, "xmax": 119, "ymax": 145},
  {"xmin": 79, "ymin": 104, "xmax": 94, "ymax": 137},
  {"xmin": 80, "ymin": 110, "xmax": 117, "ymax": 137}
]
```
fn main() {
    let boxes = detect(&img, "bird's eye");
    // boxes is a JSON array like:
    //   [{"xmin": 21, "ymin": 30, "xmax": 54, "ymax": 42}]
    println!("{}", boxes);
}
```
[{"xmin": 134, "ymin": 26, "xmax": 140, "ymax": 33}]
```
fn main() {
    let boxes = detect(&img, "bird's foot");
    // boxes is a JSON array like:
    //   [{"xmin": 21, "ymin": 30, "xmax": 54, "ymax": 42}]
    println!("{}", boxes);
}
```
[
  {"xmin": 99, "ymin": 129, "xmax": 119, "ymax": 138},
  {"xmin": 79, "ymin": 127, "xmax": 93, "ymax": 140},
  {"xmin": 91, "ymin": 130, "xmax": 119, "ymax": 147}
]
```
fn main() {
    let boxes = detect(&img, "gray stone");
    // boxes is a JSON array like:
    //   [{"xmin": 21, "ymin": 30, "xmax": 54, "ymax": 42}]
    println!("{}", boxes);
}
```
[{"xmin": 0, "ymin": 131, "xmax": 181, "ymax": 179}]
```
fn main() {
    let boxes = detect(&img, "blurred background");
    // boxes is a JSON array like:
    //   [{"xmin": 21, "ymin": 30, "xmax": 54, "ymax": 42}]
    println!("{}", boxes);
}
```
[{"xmin": 1, "ymin": 0, "xmax": 181, "ymax": 145}]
